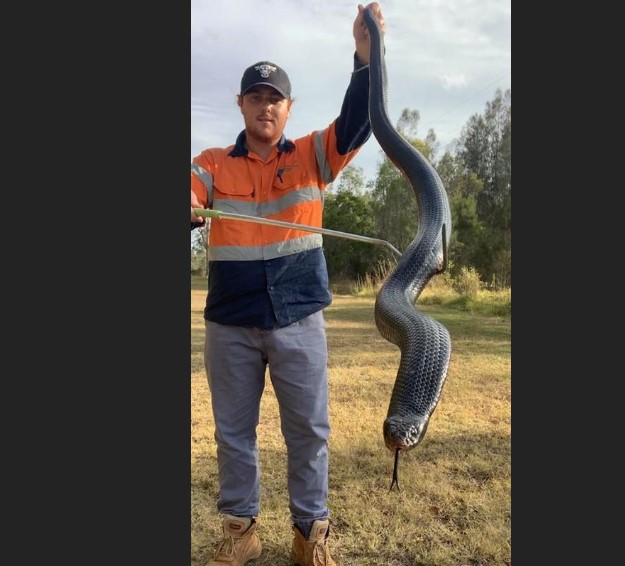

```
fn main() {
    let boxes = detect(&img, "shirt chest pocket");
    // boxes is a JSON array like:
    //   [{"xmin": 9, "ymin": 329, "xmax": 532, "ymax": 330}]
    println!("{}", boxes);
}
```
[
  {"xmin": 213, "ymin": 169, "xmax": 255, "ymax": 198},
  {"xmin": 272, "ymin": 164, "xmax": 313, "ymax": 192}
]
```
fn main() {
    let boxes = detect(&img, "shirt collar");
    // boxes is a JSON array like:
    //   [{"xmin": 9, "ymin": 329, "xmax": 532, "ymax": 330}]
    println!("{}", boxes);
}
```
[{"xmin": 228, "ymin": 130, "xmax": 296, "ymax": 157}]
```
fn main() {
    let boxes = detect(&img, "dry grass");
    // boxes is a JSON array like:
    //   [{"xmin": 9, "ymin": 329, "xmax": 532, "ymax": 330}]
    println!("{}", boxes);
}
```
[{"xmin": 191, "ymin": 277, "xmax": 511, "ymax": 565}]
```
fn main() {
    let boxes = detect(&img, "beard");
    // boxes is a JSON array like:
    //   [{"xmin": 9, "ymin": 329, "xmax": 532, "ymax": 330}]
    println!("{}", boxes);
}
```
[{"xmin": 244, "ymin": 113, "xmax": 287, "ymax": 146}]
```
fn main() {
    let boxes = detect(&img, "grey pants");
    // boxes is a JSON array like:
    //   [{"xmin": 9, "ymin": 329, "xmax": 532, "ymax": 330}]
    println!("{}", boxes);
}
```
[{"xmin": 204, "ymin": 310, "xmax": 330, "ymax": 531}]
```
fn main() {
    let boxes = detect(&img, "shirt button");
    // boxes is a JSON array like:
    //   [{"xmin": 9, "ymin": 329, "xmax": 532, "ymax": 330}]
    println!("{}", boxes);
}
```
[{"xmin": 269, "ymin": 286, "xmax": 274, "ymax": 291}]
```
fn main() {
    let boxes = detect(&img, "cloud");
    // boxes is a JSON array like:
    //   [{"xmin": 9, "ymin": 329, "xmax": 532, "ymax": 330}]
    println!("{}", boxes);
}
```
[{"xmin": 441, "ymin": 74, "xmax": 468, "ymax": 90}]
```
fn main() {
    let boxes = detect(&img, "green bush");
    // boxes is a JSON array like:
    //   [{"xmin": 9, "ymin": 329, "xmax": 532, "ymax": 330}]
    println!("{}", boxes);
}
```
[{"xmin": 452, "ymin": 266, "xmax": 482, "ymax": 298}]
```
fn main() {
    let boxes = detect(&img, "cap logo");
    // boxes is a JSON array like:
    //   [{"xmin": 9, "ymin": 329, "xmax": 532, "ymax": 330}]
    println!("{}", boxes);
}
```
[{"xmin": 255, "ymin": 64, "xmax": 277, "ymax": 78}]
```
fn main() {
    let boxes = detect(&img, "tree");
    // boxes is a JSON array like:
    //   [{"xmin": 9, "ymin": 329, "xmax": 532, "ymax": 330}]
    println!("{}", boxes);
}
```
[
  {"xmin": 323, "ymin": 166, "xmax": 382, "ymax": 279},
  {"xmin": 454, "ymin": 88, "xmax": 511, "ymax": 287},
  {"xmin": 191, "ymin": 223, "xmax": 208, "ymax": 276},
  {"xmin": 333, "ymin": 164, "xmax": 368, "ymax": 194},
  {"xmin": 436, "ymin": 151, "xmax": 485, "ymax": 276}
]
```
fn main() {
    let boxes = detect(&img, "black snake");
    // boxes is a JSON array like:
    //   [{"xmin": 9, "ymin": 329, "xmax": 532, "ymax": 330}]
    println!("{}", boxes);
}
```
[{"xmin": 363, "ymin": 7, "xmax": 453, "ymax": 491}]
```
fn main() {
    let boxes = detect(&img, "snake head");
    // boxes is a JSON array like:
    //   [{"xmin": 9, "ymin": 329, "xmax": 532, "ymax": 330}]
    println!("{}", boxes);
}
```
[{"xmin": 383, "ymin": 415, "xmax": 429, "ymax": 452}]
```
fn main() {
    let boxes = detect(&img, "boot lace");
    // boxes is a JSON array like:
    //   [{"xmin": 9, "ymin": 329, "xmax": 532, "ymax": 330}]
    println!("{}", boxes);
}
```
[
  {"xmin": 213, "ymin": 534, "xmax": 235, "ymax": 559},
  {"xmin": 312, "ymin": 540, "xmax": 331, "ymax": 565}
]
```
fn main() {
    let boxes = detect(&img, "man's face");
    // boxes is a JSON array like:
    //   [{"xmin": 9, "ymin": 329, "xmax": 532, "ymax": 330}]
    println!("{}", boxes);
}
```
[{"xmin": 238, "ymin": 86, "xmax": 292, "ymax": 145}]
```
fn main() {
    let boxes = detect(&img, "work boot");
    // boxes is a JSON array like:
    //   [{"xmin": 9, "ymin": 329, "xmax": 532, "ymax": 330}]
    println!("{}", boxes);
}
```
[
  {"xmin": 291, "ymin": 519, "xmax": 337, "ymax": 566},
  {"xmin": 206, "ymin": 514, "xmax": 262, "ymax": 565}
]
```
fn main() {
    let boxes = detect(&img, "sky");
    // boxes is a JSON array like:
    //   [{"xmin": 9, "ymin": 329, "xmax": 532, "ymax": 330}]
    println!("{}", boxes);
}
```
[{"xmin": 191, "ymin": 0, "xmax": 511, "ymax": 185}]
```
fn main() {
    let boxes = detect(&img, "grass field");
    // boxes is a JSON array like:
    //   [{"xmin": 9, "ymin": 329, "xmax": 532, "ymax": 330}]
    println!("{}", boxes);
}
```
[{"xmin": 191, "ymin": 276, "xmax": 511, "ymax": 565}]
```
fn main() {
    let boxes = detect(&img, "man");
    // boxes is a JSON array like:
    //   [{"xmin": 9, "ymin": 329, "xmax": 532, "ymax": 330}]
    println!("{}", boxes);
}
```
[{"xmin": 191, "ymin": 4, "xmax": 386, "ymax": 565}]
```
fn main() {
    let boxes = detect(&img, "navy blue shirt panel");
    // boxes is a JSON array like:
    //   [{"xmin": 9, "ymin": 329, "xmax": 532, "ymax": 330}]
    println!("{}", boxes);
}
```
[{"xmin": 205, "ymin": 248, "xmax": 332, "ymax": 329}]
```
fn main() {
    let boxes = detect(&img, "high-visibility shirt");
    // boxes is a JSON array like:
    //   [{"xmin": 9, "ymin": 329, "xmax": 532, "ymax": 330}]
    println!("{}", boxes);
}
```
[{"xmin": 191, "ymin": 59, "xmax": 371, "ymax": 329}]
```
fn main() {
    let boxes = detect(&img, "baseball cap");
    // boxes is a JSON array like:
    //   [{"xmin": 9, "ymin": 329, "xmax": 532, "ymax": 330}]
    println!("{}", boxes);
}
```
[{"xmin": 240, "ymin": 61, "xmax": 291, "ymax": 99}]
